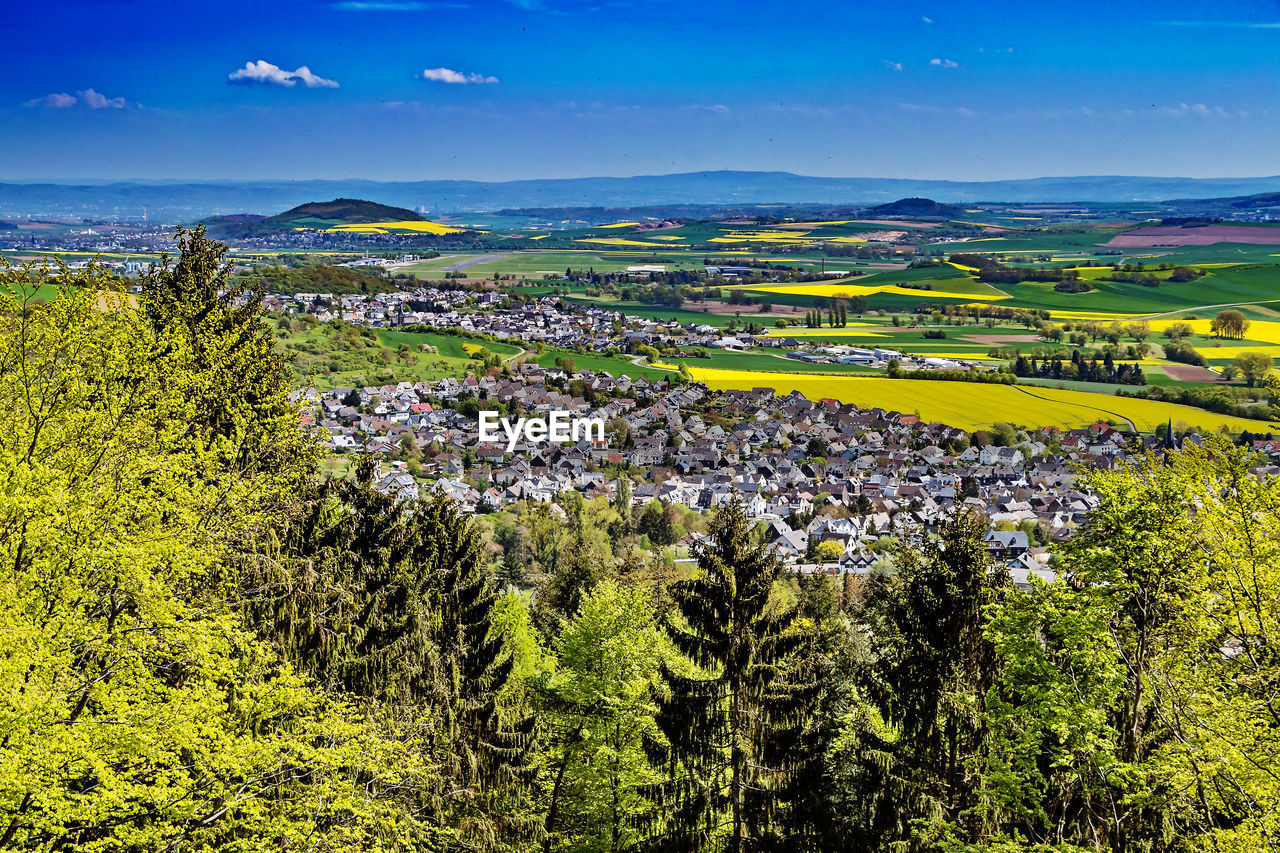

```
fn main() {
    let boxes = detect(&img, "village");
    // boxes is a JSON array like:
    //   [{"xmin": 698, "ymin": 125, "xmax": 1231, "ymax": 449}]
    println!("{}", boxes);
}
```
[
  {"xmin": 258, "ymin": 287, "xmax": 1004, "ymax": 372},
  {"xmin": 296, "ymin": 359, "xmax": 1276, "ymax": 591}
]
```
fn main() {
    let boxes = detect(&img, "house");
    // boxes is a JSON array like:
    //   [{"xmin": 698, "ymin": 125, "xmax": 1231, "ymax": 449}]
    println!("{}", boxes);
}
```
[{"xmin": 984, "ymin": 529, "xmax": 1030, "ymax": 558}]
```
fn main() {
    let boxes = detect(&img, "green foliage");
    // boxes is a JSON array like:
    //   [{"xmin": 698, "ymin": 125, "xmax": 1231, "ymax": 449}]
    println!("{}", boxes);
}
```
[
  {"xmin": 1211, "ymin": 308, "xmax": 1251, "ymax": 339},
  {"xmin": 644, "ymin": 498, "xmax": 820, "ymax": 852},
  {"xmin": 142, "ymin": 226, "xmax": 320, "ymax": 482},
  {"xmin": 1234, "ymin": 350, "xmax": 1273, "ymax": 386},
  {"xmin": 254, "ymin": 466, "xmax": 539, "ymax": 849},
  {"xmin": 0, "ymin": 259, "xmax": 431, "ymax": 850},
  {"xmin": 813, "ymin": 540, "xmax": 844, "ymax": 562},
  {"xmin": 838, "ymin": 508, "xmax": 1007, "ymax": 850},
  {"xmin": 234, "ymin": 263, "xmax": 401, "ymax": 295},
  {"xmin": 539, "ymin": 581, "xmax": 669, "ymax": 852},
  {"xmin": 638, "ymin": 500, "xmax": 678, "ymax": 548},
  {"xmin": 981, "ymin": 441, "xmax": 1280, "ymax": 851}
]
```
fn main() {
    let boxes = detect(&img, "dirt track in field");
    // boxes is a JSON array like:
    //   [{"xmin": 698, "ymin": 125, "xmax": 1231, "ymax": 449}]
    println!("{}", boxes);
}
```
[
  {"xmin": 959, "ymin": 333, "xmax": 1042, "ymax": 346},
  {"xmin": 1161, "ymin": 364, "xmax": 1224, "ymax": 382}
]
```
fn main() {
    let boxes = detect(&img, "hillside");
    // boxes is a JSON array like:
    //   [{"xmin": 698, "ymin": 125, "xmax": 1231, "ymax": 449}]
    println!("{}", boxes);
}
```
[
  {"xmin": 865, "ymin": 197, "xmax": 963, "ymax": 218},
  {"xmin": 232, "ymin": 264, "xmax": 404, "ymax": 296},
  {"xmin": 269, "ymin": 198, "xmax": 426, "ymax": 225},
  {"xmin": 204, "ymin": 197, "xmax": 431, "ymax": 238}
]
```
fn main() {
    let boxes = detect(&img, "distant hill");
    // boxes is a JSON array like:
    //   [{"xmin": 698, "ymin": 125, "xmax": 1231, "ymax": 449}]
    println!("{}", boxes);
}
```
[
  {"xmin": 1151, "ymin": 190, "xmax": 1280, "ymax": 220},
  {"xmin": 865, "ymin": 197, "xmax": 962, "ymax": 218},
  {"xmin": 10, "ymin": 173, "xmax": 1280, "ymax": 220},
  {"xmin": 1164, "ymin": 190, "xmax": 1280, "ymax": 210},
  {"xmin": 204, "ymin": 197, "xmax": 427, "ymax": 238},
  {"xmin": 269, "ymin": 198, "xmax": 425, "ymax": 224}
]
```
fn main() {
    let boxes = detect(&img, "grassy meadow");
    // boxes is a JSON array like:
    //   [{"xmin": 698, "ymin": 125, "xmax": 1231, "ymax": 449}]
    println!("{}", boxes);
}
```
[{"xmin": 279, "ymin": 321, "xmax": 521, "ymax": 389}]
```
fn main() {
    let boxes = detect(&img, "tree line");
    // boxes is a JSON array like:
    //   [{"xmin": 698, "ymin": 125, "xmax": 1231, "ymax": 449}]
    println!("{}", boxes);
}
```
[{"xmin": 1012, "ymin": 350, "xmax": 1147, "ymax": 385}]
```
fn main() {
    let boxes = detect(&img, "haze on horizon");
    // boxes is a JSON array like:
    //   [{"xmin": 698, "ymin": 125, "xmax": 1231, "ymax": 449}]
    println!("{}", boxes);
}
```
[{"xmin": 4, "ymin": 0, "xmax": 1279, "ymax": 183}]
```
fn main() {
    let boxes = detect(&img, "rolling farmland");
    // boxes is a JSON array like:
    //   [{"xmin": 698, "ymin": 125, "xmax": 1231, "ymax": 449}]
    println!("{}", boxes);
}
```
[{"xmin": 686, "ymin": 367, "xmax": 1276, "ymax": 433}]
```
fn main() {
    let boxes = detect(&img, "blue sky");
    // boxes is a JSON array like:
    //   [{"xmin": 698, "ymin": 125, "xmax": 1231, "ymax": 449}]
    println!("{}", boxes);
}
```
[{"xmin": 4, "ymin": 0, "xmax": 1279, "ymax": 181}]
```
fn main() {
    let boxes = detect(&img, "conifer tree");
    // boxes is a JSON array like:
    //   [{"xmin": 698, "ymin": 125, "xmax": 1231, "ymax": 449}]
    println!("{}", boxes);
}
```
[
  {"xmin": 140, "ymin": 225, "xmax": 313, "ymax": 480},
  {"xmin": 425, "ymin": 495, "xmax": 539, "ymax": 845},
  {"xmin": 643, "ymin": 498, "xmax": 815, "ymax": 853},
  {"xmin": 839, "ymin": 507, "xmax": 1008, "ymax": 849},
  {"xmin": 253, "ymin": 463, "xmax": 537, "ymax": 849}
]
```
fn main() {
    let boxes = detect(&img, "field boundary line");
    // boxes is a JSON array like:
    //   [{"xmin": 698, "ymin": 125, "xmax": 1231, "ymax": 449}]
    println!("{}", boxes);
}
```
[{"xmin": 1009, "ymin": 384, "xmax": 1136, "ymax": 431}]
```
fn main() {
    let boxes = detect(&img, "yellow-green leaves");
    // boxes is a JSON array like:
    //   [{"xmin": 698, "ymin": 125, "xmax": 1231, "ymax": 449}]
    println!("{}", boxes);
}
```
[{"xmin": 0, "ymin": 256, "xmax": 434, "ymax": 851}]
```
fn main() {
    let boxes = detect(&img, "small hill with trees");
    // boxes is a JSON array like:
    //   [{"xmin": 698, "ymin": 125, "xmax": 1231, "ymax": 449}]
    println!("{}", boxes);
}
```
[
  {"xmin": 203, "ymin": 197, "xmax": 429, "ymax": 237},
  {"xmin": 269, "ymin": 197, "xmax": 427, "ymax": 225},
  {"xmin": 864, "ymin": 197, "xmax": 963, "ymax": 218}
]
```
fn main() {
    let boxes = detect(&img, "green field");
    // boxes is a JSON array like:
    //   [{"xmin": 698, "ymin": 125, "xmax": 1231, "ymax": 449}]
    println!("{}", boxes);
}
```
[
  {"xmin": 396, "ymin": 254, "xmax": 490, "ymax": 276},
  {"xmin": 678, "ymin": 348, "xmax": 882, "ymax": 374},
  {"xmin": 404, "ymin": 250, "xmax": 709, "ymax": 280},
  {"xmin": 532, "ymin": 351, "xmax": 675, "ymax": 380},
  {"xmin": 565, "ymin": 298, "xmax": 743, "ymax": 326},
  {"xmin": 280, "ymin": 322, "xmax": 521, "ymax": 389}
]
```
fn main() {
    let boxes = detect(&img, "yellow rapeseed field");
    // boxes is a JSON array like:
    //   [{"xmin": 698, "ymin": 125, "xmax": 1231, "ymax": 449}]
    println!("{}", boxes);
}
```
[
  {"xmin": 763, "ymin": 325, "xmax": 888, "ymax": 338},
  {"xmin": 747, "ymin": 281, "xmax": 1011, "ymax": 301},
  {"xmin": 574, "ymin": 238, "xmax": 670, "ymax": 247},
  {"xmin": 901, "ymin": 352, "xmax": 1181, "ymax": 366},
  {"xmin": 686, "ymin": 367, "xmax": 1274, "ymax": 432},
  {"xmin": 596, "ymin": 222, "xmax": 640, "ymax": 229},
  {"xmin": 1142, "ymin": 317, "xmax": 1280, "ymax": 346},
  {"xmin": 707, "ymin": 236, "xmax": 816, "ymax": 244},
  {"xmin": 781, "ymin": 220, "xmax": 856, "ymax": 227},
  {"xmin": 1189, "ymin": 345, "xmax": 1280, "ymax": 360},
  {"xmin": 325, "ymin": 220, "xmax": 468, "ymax": 235}
]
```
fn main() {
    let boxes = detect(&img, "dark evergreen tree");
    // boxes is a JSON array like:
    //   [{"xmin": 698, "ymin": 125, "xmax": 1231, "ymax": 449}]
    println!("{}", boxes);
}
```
[
  {"xmin": 247, "ymin": 461, "xmax": 537, "ymax": 850},
  {"xmin": 140, "ymin": 224, "xmax": 314, "ymax": 481},
  {"xmin": 642, "ymin": 498, "xmax": 817, "ymax": 853},
  {"xmin": 425, "ymin": 494, "xmax": 539, "ymax": 846},
  {"xmin": 610, "ymin": 476, "xmax": 635, "ymax": 539},
  {"xmin": 836, "ymin": 508, "xmax": 1008, "ymax": 850}
]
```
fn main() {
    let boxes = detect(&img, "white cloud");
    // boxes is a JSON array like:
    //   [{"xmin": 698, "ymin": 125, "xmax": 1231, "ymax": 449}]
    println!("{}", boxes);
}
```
[
  {"xmin": 899, "ymin": 102, "xmax": 977, "ymax": 117},
  {"xmin": 883, "ymin": 59, "xmax": 904, "ymax": 71},
  {"xmin": 1156, "ymin": 102, "xmax": 1240, "ymax": 119},
  {"xmin": 25, "ymin": 89, "xmax": 127, "ymax": 109},
  {"xmin": 689, "ymin": 103, "xmax": 731, "ymax": 115},
  {"xmin": 291, "ymin": 66, "xmax": 341, "ymax": 88},
  {"xmin": 228, "ymin": 60, "xmax": 339, "ymax": 88},
  {"xmin": 77, "ymin": 88, "xmax": 126, "ymax": 109},
  {"xmin": 921, "ymin": 15, "xmax": 933, "ymax": 23},
  {"xmin": 25, "ymin": 92, "xmax": 78, "ymax": 108},
  {"xmin": 420, "ymin": 67, "xmax": 499, "ymax": 84},
  {"xmin": 929, "ymin": 57, "xmax": 959, "ymax": 68}
]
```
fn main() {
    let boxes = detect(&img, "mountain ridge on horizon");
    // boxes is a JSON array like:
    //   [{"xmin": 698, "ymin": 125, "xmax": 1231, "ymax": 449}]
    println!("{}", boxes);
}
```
[{"xmin": 7, "ymin": 170, "xmax": 1280, "ymax": 221}]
